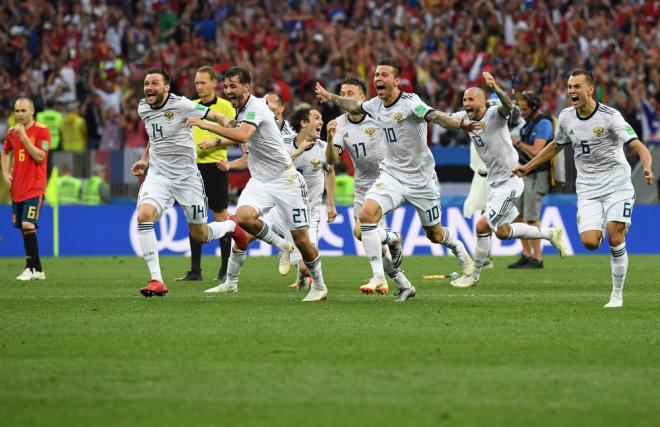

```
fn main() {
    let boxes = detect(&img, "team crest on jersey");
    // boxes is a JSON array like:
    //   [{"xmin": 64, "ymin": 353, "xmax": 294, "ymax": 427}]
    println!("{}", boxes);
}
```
[
  {"xmin": 365, "ymin": 127, "xmax": 377, "ymax": 138},
  {"xmin": 164, "ymin": 110, "xmax": 175, "ymax": 121},
  {"xmin": 375, "ymin": 182, "xmax": 385, "ymax": 190},
  {"xmin": 310, "ymin": 159, "xmax": 321, "ymax": 168},
  {"xmin": 592, "ymin": 126, "xmax": 605, "ymax": 137},
  {"xmin": 393, "ymin": 112, "xmax": 404, "ymax": 124}
]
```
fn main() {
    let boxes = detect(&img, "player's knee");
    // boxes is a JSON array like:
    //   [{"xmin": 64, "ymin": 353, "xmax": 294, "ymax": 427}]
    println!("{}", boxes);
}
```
[
  {"xmin": 581, "ymin": 237, "xmax": 600, "ymax": 251},
  {"xmin": 189, "ymin": 227, "xmax": 207, "ymax": 243},
  {"xmin": 137, "ymin": 205, "xmax": 158, "ymax": 223},
  {"xmin": 476, "ymin": 217, "xmax": 491, "ymax": 235},
  {"xmin": 21, "ymin": 222, "xmax": 35, "ymax": 232},
  {"xmin": 494, "ymin": 225, "xmax": 510, "ymax": 240},
  {"xmin": 235, "ymin": 207, "xmax": 256, "ymax": 227},
  {"xmin": 608, "ymin": 233, "xmax": 625, "ymax": 247}
]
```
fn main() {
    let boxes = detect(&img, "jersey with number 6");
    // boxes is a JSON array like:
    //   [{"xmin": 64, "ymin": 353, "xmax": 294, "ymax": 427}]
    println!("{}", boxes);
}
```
[
  {"xmin": 555, "ymin": 103, "xmax": 636, "ymax": 199},
  {"xmin": 138, "ymin": 93, "xmax": 209, "ymax": 180},
  {"xmin": 333, "ymin": 113, "xmax": 385, "ymax": 199},
  {"xmin": 361, "ymin": 92, "xmax": 435, "ymax": 187},
  {"xmin": 451, "ymin": 106, "xmax": 518, "ymax": 186}
]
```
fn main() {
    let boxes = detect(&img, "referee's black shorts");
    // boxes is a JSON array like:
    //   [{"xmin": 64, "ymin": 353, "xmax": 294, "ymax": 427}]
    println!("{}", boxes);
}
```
[{"xmin": 198, "ymin": 162, "xmax": 229, "ymax": 211}]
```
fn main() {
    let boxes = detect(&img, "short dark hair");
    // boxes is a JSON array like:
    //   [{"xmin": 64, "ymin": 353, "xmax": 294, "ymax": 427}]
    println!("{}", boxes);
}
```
[
  {"xmin": 224, "ymin": 67, "xmax": 251, "ymax": 84},
  {"xmin": 196, "ymin": 65, "xmax": 217, "ymax": 81},
  {"xmin": 340, "ymin": 77, "xmax": 367, "ymax": 96},
  {"xmin": 570, "ymin": 69, "xmax": 594, "ymax": 85},
  {"xmin": 289, "ymin": 106, "xmax": 314, "ymax": 133},
  {"xmin": 376, "ymin": 57, "xmax": 402, "ymax": 77},
  {"xmin": 145, "ymin": 68, "xmax": 170, "ymax": 85}
]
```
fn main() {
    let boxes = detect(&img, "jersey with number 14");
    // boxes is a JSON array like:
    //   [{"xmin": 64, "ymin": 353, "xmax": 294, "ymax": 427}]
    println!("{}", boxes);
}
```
[
  {"xmin": 138, "ymin": 93, "xmax": 209, "ymax": 180},
  {"xmin": 555, "ymin": 103, "xmax": 637, "ymax": 199},
  {"xmin": 333, "ymin": 113, "xmax": 385, "ymax": 199},
  {"xmin": 361, "ymin": 92, "xmax": 435, "ymax": 187}
]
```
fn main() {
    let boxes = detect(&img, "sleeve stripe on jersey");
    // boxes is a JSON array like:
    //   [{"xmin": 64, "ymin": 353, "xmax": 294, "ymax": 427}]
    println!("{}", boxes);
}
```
[
  {"xmin": 597, "ymin": 106, "xmax": 614, "ymax": 115},
  {"xmin": 497, "ymin": 109, "xmax": 511, "ymax": 120},
  {"xmin": 423, "ymin": 109, "xmax": 435, "ymax": 121},
  {"xmin": 201, "ymin": 109, "xmax": 209, "ymax": 120},
  {"xmin": 624, "ymin": 137, "xmax": 637, "ymax": 145},
  {"xmin": 241, "ymin": 121, "xmax": 258, "ymax": 129},
  {"xmin": 333, "ymin": 144, "xmax": 343, "ymax": 155}
]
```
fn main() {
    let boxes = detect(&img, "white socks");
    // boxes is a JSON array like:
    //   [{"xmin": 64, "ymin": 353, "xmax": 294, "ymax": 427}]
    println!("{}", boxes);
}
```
[
  {"xmin": 610, "ymin": 243, "xmax": 627, "ymax": 297},
  {"xmin": 361, "ymin": 224, "xmax": 386, "ymax": 280},
  {"xmin": 206, "ymin": 220, "xmax": 235, "ymax": 242},
  {"xmin": 508, "ymin": 223, "xmax": 552, "ymax": 240},
  {"xmin": 255, "ymin": 223, "xmax": 289, "ymax": 252},
  {"xmin": 472, "ymin": 233, "xmax": 491, "ymax": 281},
  {"xmin": 138, "ymin": 222, "xmax": 162, "ymax": 281},
  {"xmin": 226, "ymin": 247, "xmax": 247, "ymax": 286},
  {"xmin": 382, "ymin": 245, "xmax": 412, "ymax": 289},
  {"xmin": 303, "ymin": 256, "xmax": 326, "ymax": 289},
  {"xmin": 440, "ymin": 227, "xmax": 461, "ymax": 253}
]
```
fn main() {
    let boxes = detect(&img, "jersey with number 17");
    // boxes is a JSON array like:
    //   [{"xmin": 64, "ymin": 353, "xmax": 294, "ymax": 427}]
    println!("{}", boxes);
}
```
[
  {"xmin": 138, "ymin": 93, "xmax": 209, "ymax": 181},
  {"xmin": 555, "ymin": 103, "xmax": 637, "ymax": 199}
]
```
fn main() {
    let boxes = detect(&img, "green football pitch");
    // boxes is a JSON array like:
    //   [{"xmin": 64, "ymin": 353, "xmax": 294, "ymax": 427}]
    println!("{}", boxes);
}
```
[{"xmin": 1, "ymin": 255, "xmax": 659, "ymax": 427}]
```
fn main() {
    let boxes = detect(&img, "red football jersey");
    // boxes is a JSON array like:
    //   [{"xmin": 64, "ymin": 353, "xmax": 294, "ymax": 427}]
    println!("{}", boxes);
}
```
[{"xmin": 3, "ymin": 122, "xmax": 51, "ymax": 202}]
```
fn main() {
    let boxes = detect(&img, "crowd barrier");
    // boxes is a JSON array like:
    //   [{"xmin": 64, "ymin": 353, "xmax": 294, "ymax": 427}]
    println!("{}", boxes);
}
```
[{"xmin": 0, "ymin": 204, "xmax": 657, "ymax": 257}]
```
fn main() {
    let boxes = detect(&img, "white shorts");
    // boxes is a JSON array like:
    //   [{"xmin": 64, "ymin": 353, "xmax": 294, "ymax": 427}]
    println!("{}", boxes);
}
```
[
  {"xmin": 463, "ymin": 172, "xmax": 487, "ymax": 218},
  {"xmin": 577, "ymin": 191, "xmax": 635, "ymax": 233},
  {"xmin": 365, "ymin": 171, "xmax": 442, "ymax": 227},
  {"xmin": 485, "ymin": 177, "xmax": 523, "ymax": 230},
  {"xmin": 138, "ymin": 171, "xmax": 207, "ymax": 224},
  {"xmin": 238, "ymin": 168, "xmax": 310, "ymax": 230}
]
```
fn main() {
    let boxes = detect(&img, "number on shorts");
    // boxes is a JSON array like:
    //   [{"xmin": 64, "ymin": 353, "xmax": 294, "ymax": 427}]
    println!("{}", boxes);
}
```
[
  {"xmin": 292, "ymin": 208, "xmax": 308, "ymax": 224},
  {"xmin": 471, "ymin": 135, "xmax": 485, "ymax": 147},
  {"xmin": 151, "ymin": 123, "xmax": 164, "ymax": 139},
  {"xmin": 623, "ymin": 202, "xmax": 632, "ymax": 218},
  {"xmin": 425, "ymin": 205, "xmax": 440, "ymax": 223},
  {"xmin": 27, "ymin": 205, "xmax": 37, "ymax": 219},
  {"xmin": 384, "ymin": 128, "xmax": 397, "ymax": 143},
  {"xmin": 488, "ymin": 208, "xmax": 496, "ymax": 220},
  {"xmin": 191, "ymin": 204, "xmax": 206, "ymax": 220},
  {"xmin": 580, "ymin": 139, "xmax": 590, "ymax": 154},
  {"xmin": 352, "ymin": 142, "xmax": 366, "ymax": 158}
]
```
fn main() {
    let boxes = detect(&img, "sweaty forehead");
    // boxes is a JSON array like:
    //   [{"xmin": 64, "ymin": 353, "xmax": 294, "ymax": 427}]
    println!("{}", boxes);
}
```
[
  {"xmin": 375, "ymin": 65, "xmax": 395, "ymax": 75},
  {"xmin": 145, "ymin": 74, "xmax": 164, "ymax": 84}
]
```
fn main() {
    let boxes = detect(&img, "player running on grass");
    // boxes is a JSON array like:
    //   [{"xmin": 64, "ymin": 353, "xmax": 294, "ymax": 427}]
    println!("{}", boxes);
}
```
[
  {"xmin": 316, "ymin": 57, "xmax": 479, "ymax": 302},
  {"xmin": 448, "ymin": 72, "xmax": 567, "ymax": 289},
  {"xmin": 325, "ymin": 77, "xmax": 415, "ymax": 298},
  {"xmin": 132, "ymin": 68, "xmax": 247, "ymax": 297},
  {"xmin": 514, "ymin": 69, "xmax": 654, "ymax": 308},
  {"xmin": 187, "ymin": 67, "xmax": 328, "ymax": 302}
]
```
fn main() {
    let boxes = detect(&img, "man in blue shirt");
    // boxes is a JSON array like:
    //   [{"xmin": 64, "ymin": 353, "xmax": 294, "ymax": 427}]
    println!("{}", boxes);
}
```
[{"xmin": 509, "ymin": 92, "xmax": 554, "ymax": 269}]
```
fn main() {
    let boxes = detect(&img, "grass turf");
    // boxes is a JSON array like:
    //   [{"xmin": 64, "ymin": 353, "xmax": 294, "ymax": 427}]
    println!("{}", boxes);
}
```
[{"xmin": 0, "ymin": 255, "xmax": 659, "ymax": 427}]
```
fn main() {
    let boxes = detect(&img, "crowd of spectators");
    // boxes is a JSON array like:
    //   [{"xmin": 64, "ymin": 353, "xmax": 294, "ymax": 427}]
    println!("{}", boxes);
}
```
[{"xmin": 0, "ymin": 0, "xmax": 658, "ymax": 152}]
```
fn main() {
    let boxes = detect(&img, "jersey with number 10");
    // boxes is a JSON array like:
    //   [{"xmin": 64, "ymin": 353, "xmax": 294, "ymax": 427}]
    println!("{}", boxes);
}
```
[
  {"xmin": 555, "ymin": 103, "xmax": 637, "ymax": 199},
  {"xmin": 138, "ymin": 93, "xmax": 209, "ymax": 180},
  {"xmin": 361, "ymin": 92, "xmax": 435, "ymax": 187}
]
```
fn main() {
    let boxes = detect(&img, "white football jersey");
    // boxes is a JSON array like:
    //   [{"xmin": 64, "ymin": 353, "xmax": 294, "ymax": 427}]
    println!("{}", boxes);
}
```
[
  {"xmin": 138, "ymin": 93, "xmax": 208, "ymax": 180},
  {"xmin": 555, "ymin": 103, "xmax": 637, "ymax": 199},
  {"xmin": 333, "ymin": 113, "xmax": 385, "ymax": 199},
  {"xmin": 361, "ymin": 92, "xmax": 435, "ymax": 187},
  {"xmin": 451, "ymin": 106, "xmax": 519, "ymax": 186},
  {"xmin": 284, "ymin": 135, "xmax": 328, "ymax": 210},
  {"xmin": 279, "ymin": 119, "xmax": 295, "ymax": 137},
  {"xmin": 236, "ymin": 95, "xmax": 292, "ymax": 182}
]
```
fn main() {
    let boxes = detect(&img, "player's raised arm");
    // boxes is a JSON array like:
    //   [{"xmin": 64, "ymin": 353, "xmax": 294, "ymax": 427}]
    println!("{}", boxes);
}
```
[
  {"xmin": 628, "ymin": 140, "xmax": 655, "ymax": 184},
  {"xmin": 483, "ymin": 72, "xmax": 513, "ymax": 117},
  {"xmin": 513, "ymin": 141, "xmax": 564, "ymax": 177},
  {"xmin": 426, "ymin": 110, "xmax": 481, "ymax": 132},
  {"xmin": 315, "ymin": 82, "xmax": 365, "ymax": 115}
]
